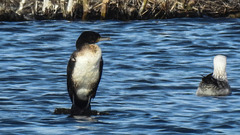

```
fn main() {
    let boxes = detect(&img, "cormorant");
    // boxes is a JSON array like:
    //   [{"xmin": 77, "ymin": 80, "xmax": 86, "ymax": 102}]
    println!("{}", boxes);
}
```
[{"xmin": 67, "ymin": 31, "xmax": 110, "ymax": 115}]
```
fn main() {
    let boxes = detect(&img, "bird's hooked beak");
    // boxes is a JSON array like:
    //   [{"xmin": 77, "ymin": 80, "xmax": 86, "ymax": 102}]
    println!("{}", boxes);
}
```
[{"xmin": 99, "ymin": 37, "xmax": 111, "ymax": 41}]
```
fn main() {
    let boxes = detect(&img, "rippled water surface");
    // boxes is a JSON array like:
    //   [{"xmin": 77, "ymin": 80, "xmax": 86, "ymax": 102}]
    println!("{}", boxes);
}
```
[{"xmin": 1, "ymin": 18, "xmax": 240, "ymax": 134}]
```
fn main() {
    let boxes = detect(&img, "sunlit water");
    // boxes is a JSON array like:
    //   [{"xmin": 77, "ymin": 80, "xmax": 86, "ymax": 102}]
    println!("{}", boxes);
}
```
[{"xmin": 0, "ymin": 18, "xmax": 240, "ymax": 134}]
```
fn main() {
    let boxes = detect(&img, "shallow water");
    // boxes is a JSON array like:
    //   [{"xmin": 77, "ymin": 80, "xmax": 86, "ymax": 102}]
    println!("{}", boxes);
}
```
[{"xmin": 0, "ymin": 18, "xmax": 240, "ymax": 134}]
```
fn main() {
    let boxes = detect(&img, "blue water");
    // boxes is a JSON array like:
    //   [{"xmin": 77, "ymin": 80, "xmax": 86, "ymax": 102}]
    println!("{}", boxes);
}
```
[{"xmin": 0, "ymin": 18, "xmax": 240, "ymax": 134}]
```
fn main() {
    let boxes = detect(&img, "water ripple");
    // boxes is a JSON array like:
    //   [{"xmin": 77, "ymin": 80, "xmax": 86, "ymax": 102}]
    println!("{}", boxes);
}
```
[{"xmin": 0, "ymin": 18, "xmax": 240, "ymax": 134}]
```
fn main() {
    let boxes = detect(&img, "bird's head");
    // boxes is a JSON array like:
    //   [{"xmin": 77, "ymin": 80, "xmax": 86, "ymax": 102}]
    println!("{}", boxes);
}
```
[{"xmin": 76, "ymin": 31, "xmax": 110, "ymax": 49}]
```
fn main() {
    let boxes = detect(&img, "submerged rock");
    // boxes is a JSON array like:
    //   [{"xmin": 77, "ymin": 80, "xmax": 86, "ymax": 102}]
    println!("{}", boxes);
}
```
[
  {"xmin": 54, "ymin": 108, "xmax": 71, "ymax": 115},
  {"xmin": 54, "ymin": 108, "xmax": 109, "ymax": 116}
]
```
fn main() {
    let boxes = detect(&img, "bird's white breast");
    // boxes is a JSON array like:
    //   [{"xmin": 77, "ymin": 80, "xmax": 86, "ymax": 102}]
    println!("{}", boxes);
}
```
[{"xmin": 72, "ymin": 45, "xmax": 102, "ymax": 100}]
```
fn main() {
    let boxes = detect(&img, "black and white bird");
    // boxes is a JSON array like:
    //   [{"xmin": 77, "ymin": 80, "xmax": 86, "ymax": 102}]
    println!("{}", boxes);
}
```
[
  {"xmin": 67, "ymin": 31, "xmax": 110, "ymax": 115},
  {"xmin": 196, "ymin": 55, "xmax": 231, "ymax": 96}
]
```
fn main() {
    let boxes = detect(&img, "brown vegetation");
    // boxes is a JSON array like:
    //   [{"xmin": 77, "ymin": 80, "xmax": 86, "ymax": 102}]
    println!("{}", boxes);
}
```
[{"xmin": 0, "ymin": 0, "xmax": 240, "ymax": 21}]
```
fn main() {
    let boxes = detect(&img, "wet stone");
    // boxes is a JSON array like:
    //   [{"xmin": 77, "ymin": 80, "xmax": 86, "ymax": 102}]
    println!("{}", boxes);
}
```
[{"xmin": 54, "ymin": 108, "xmax": 109, "ymax": 116}]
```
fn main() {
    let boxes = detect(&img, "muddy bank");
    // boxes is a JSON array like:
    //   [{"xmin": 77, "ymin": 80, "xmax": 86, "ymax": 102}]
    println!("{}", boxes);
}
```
[{"xmin": 1, "ymin": 0, "xmax": 239, "ymax": 21}]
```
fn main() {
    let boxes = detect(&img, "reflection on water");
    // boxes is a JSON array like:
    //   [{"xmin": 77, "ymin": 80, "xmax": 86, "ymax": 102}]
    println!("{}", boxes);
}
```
[{"xmin": 0, "ymin": 18, "xmax": 240, "ymax": 134}]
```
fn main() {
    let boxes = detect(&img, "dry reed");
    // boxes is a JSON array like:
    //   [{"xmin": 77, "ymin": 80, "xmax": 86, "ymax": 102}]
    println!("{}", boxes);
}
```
[{"xmin": 0, "ymin": 0, "xmax": 240, "ymax": 21}]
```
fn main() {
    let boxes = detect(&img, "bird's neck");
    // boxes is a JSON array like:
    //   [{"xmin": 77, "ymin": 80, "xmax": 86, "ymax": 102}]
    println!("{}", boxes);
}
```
[
  {"xmin": 76, "ymin": 43, "xmax": 88, "ymax": 50},
  {"xmin": 213, "ymin": 67, "xmax": 227, "ymax": 81}
]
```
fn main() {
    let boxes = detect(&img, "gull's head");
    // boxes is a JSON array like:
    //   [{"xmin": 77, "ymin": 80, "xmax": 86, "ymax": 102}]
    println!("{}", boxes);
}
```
[{"xmin": 213, "ymin": 55, "xmax": 227, "ymax": 81}]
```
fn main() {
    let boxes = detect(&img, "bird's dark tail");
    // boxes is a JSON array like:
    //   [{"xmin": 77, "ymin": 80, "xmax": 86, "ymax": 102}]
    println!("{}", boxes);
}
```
[{"xmin": 70, "ymin": 95, "xmax": 91, "ymax": 116}]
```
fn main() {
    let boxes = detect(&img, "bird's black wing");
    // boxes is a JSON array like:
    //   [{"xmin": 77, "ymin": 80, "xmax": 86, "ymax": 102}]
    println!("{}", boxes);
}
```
[
  {"xmin": 91, "ymin": 57, "xmax": 103, "ymax": 99},
  {"xmin": 202, "ymin": 73, "xmax": 218, "ymax": 86},
  {"xmin": 67, "ymin": 52, "xmax": 77, "ymax": 103}
]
